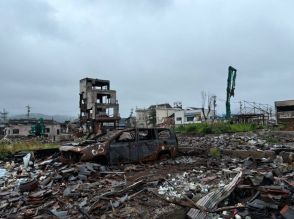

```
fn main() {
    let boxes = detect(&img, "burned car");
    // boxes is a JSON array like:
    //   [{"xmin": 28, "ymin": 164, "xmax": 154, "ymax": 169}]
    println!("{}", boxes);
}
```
[{"xmin": 60, "ymin": 128, "xmax": 178, "ymax": 164}]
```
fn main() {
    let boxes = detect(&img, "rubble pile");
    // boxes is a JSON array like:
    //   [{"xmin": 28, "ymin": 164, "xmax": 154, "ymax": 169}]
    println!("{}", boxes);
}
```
[
  {"xmin": 0, "ymin": 131, "xmax": 293, "ymax": 218},
  {"xmin": 178, "ymin": 132, "xmax": 270, "ymax": 151},
  {"xmin": 178, "ymin": 132, "xmax": 294, "ymax": 163},
  {"xmin": 160, "ymin": 155, "xmax": 294, "ymax": 219},
  {"xmin": 0, "ymin": 155, "xmax": 169, "ymax": 218},
  {"xmin": 0, "ymin": 151, "xmax": 293, "ymax": 218}
]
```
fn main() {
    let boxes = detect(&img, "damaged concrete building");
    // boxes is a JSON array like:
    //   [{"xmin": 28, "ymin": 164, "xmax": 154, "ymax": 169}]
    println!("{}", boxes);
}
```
[
  {"xmin": 136, "ymin": 104, "xmax": 181, "ymax": 128},
  {"xmin": 275, "ymin": 100, "xmax": 294, "ymax": 126},
  {"xmin": 79, "ymin": 78, "xmax": 120, "ymax": 133}
]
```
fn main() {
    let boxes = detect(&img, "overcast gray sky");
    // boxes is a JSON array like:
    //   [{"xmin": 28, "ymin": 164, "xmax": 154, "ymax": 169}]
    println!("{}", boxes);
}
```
[{"xmin": 0, "ymin": 0, "xmax": 293, "ymax": 117}]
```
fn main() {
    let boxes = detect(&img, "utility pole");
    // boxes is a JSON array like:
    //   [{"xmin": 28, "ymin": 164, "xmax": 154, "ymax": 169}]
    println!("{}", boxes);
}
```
[
  {"xmin": 26, "ymin": 105, "xmax": 31, "ymax": 119},
  {"xmin": 0, "ymin": 109, "xmax": 8, "ymax": 123},
  {"xmin": 212, "ymin": 95, "xmax": 217, "ymax": 121},
  {"xmin": 243, "ymin": 101, "xmax": 246, "ymax": 114},
  {"xmin": 239, "ymin": 101, "xmax": 243, "ymax": 114}
]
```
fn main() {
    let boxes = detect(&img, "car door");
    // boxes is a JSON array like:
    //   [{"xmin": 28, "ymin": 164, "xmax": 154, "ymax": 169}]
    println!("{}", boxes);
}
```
[
  {"xmin": 109, "ymin": 130, "xmax": 136, "ymax": 164},
  {"xmin": 137, "ymin": 128, "xmax": 158, "ymax": 161},
  {"xmin": 157, "ymin": 129, "xmax": 177, "ymax": 149}
]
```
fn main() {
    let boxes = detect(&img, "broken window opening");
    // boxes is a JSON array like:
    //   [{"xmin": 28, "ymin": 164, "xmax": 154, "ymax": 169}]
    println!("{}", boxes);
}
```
[
  {"xmin": 108, "ymin": 108, "xmax": 114, "ymax": 117},
  {"xmin": 186, "ymin": 116, "xmax": 194, "ymax": 122},
  {"xmin": 12, "ymin": 129, "xmax": 19, "ymax": 134},
  {"xmin": 158, "ymin": 130, "xmax": 171, "ymax": 139},
  {"xmin": 117, "ymin": 131, "xmax": 136, "ymax": 142},
  {"xmin": 138, "ymin": 129, "xmax": 156, "ymax": 140},
  {"xmin": 277, "ymin": 105, "xmax": 294, "ymax": 112},
  {"xmin": 103, "ymin": 96, "xmax": 109, "ymax": 104},
  {"xmin": 93, "ymin": 85, "xmax": 108, "ymax": 90}
]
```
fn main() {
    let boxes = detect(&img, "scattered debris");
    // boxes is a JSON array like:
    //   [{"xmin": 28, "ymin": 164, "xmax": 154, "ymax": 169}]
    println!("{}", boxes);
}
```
[{"xmin": 0, "ymin": 131, "xmax": 293, "ymax": 218}]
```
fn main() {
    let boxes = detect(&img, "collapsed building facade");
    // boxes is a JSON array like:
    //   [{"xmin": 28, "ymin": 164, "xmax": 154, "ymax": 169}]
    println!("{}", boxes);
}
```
[
  {"xmin": 136, "ymin": 103, "xmax": 181, "ymax": 128},
  {"xmin": 79, "ymin": 78, "xmax": 120, "ymax": 134}
]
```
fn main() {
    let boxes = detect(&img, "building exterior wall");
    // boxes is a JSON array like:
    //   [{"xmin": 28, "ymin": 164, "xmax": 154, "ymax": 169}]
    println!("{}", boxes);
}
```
[
  {"xmin": 174, "ymin": 110, "xmax": 185, "ymax": 125},
  {"xmin": 156, "ymin": 108, "xmax": 180, "ymax": 125},
  {"xmin": 275, "ymin": 100, "xmax": 294, "ymax": 124},
  {"xmin": 7, "ymin": 124, "xmax": 32, "ymax": 136},
  {"xmin": 45, "ymin": 124, "xmax": 61, "ymax": 138},
  {"xmin": 7, "ymin": 124, "xmax": 61, "ymax": 137},
  {"xmin": 174, "ymin": 108, "xmax": 215, "ymax": 125},
  {"xmin": 135, "ymin": 109, "xmax": 149, "ymax": 128},
  {"xmin": 136, "ymin": 107, "xmax": 180, "ymax": 128}
]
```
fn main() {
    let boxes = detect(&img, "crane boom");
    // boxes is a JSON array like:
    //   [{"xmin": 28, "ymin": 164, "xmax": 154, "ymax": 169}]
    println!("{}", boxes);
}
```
[{"xmin": 226, "ymin": 66, "xmax": 237, "ymax": 119}]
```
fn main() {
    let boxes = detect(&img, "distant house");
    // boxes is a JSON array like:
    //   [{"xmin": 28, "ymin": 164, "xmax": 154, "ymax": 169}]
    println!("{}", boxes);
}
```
[
  {"xmin": 174, "ymin": 107, "xmax": 215, "ymax": 125},
  {"xmin": 136, "ymin": 103, "xmax": 181, "ymax": 128},
  {"xmin": 6, "ymin": 119, "xmax": 61, "ymax": 139}
]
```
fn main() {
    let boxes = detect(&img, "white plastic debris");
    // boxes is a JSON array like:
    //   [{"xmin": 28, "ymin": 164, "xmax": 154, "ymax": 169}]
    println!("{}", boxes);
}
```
[
  {"xmin": 23, "ymin": 153, "xmax": 31, "ymax": 169},
  {"xmin": 235, "ymin": 215, "xmax": 241, "ymax": 219}
]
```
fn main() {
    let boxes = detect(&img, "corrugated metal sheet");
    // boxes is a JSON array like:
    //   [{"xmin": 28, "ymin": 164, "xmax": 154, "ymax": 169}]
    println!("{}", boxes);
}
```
[
  {"xmin": 187, "ymin": 171, "xmax": 243, "ymax": 219},
  {"xmin": 187, "ymin": 209, "xmax": 208, "ymax": 219}
]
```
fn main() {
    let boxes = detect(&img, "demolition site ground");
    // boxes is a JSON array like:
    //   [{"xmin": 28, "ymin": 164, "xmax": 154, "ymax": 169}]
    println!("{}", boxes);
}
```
[{"xmin": 0, "ymin": 130, "xmax": 294, "ymax": 219}]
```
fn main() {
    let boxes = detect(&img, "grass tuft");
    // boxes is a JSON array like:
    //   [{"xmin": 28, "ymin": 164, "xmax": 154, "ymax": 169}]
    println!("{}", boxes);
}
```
[
  {"xmin": 175, "ymin": 122, "xmax": 260, "ymax": 135},
  {"xmin": 0, "ymin": 140, "xmax": 59, "ymax": 153}
]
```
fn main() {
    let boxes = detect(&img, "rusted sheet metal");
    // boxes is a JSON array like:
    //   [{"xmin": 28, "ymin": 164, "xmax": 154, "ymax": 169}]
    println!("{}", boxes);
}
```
[
  {"xmin": 19, "ymin": 179, "xmax": 39, "ymax": 192},
  {"xmin": 259, "ymin": 185, "xmax": 291, "ymax": 199},
  {"xmin": 187, "ymin": 171, "xmax": 243, "ymax": 219},
  {"xmin": 60, "ymin": 128, "xmax": 178, "ymax": 165},
  {"xmin": 280, "ymin": 205, "xmax": 294, "ymax": 219}
]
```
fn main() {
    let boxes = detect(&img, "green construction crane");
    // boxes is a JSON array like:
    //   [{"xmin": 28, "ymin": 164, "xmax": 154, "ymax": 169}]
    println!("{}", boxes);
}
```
[{"xmin": 226, "ymin": 66, "xmax": 237, "ymax": 119}]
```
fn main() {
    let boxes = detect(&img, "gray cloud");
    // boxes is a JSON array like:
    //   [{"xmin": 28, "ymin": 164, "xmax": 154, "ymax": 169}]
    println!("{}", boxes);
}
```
[{"xmin": 0, "ymin": 0, "xmax": 293, "ymax": 117}]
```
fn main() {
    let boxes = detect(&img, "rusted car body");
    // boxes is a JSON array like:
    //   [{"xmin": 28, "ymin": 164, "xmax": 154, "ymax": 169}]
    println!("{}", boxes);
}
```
[{"xmin": 60, "ymin": 128, "xmax": 178, "ymax": 164}]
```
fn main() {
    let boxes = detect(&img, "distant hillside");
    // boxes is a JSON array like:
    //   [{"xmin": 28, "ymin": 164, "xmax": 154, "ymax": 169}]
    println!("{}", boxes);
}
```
[{"xmin": 10, "ymin": 113, "xmax": 77, "ymax": 123}]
